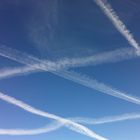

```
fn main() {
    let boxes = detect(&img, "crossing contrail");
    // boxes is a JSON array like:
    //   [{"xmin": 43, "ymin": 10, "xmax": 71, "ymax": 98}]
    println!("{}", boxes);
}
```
[
  {"xmin": 0, "ymin": 47, "xmax": 139, "ymax": 80},
  {"xmin": 0, "ymin": 91, "xmax": 108, "ymax": 140},
  {"xmin": 0, "ymin": 112, "xmax": 140, "ymax": 135},
  {"xmin": 0, "ymin": 45, "xmax": 140, "ymax": 106},
  {"xmin": 94, "ymin": 0, "xmax": 140, "ymax": 53},
  {"xmin": 0, "ymin": 1, "xmax": 139, "ymax": 139}
]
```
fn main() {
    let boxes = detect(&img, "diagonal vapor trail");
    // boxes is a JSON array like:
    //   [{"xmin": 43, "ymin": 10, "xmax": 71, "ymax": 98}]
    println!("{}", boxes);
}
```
[
  {"xmin": 94, "ymin": 0, "xmax": 140, "ymax": 53},
  {"xmin": 0, "ymin": 47, "xmax": 139, "ymax": 80},
  {"xmin": 0, "ymin": 45, "xmax": 140, "ymax": 105},
  {"xmin": 0, "ymin": 91, "xmax": 108, "ymax": 140},
  {"xmin": 55, "ymin": 70, "xmax": 140, "ymax": 105},
  {"xmin": 0, "ymin": 112, "xmax": 140, "ymax": 135}
]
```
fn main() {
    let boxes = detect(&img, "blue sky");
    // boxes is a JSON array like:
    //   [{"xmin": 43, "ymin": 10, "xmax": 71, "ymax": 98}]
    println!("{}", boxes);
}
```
[{"xmin": 0, "ymin": 0, "xmax": 140, "ymax": 140}]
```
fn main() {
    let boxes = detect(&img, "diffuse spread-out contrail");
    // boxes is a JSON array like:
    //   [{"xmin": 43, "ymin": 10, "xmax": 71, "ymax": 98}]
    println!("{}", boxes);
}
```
[
  {"xmin": 94, "ymin": 0, "xmax": 140, "ymax": 53},
  {"xmin": 0, "ymin": 45, "xmax": 140, "ymax": 106},
  {"xmin": 0, "ymin": 112, "xmax": 140, "ymax": 135},
  {"xmin": 0, "ymin": 91, "xmax": 108, "ymax": 140}
]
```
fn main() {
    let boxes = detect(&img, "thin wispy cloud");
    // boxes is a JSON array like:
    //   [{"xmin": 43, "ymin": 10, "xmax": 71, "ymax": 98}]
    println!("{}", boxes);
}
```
[
  {"xmin": 94, "ymin": 0, "xmax": 140, "ymax": 53},
  {"xmin": 27, "ymin": 0, "xmax": 58, "ymax": 56},
  {"xmin": 0, "ymin": 91, "xmax": 108, "ymax": 140}
]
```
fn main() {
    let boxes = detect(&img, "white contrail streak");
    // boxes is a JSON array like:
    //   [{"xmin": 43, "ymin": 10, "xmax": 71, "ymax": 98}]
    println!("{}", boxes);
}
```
[
  {"xmin": 0, "ymin": 91, "xmax": 108, "ymax": 140},
  {"xmin": 0, "ymin": 112, "xmax": 140, "ymax": 135},
  {"xmin": 0, "ymin": 122, "xmax": 62, "ymax": 135},
  {"xmin": 56, "ymin": 70, "xmax": 140, "ymax": 105},
  {"xmin": 0, "ymin": 66, "xmax": 41, "ymax": 80},
  {"xmin": 72, "ymin": 112, "xmax": 140, "ymax": 124},
  {"xmin": 0, "ymin": 47, "xmax": 139, "ymax": 80},
  {"xmin": 0, "ymin": 45, "xmax": 140, "ymax": 106},
  {"xmin": 94, "ymin": 0, "xmax": 140, "ymax": 53}
]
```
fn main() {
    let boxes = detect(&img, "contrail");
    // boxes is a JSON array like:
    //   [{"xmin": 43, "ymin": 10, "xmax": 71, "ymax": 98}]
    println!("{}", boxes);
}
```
[
  {"xmin": 56, "ymin": 70, "xmax": 140, "ymax": 105},
  {"xmin": 72, "ymin": 112, "xmax": 140, "ymax": 124},
  {"xmin": 0, "ymin": 112, "xmax": 140, "ymax": 135},
  {"xmin": 0, "ymin": 45, "xmax": 140, "ymax": 106},
  {"xmin": 0, "ymin": 91, "xmax": 108, "ymax": 140},
  {"xmin": 0, "ymin": 47, "xmax": 139, "ymax": 80},
  {"xmin": 0, "ymin": 66, "xmax": 42, "ymax": 80},
  {"xmin": 94, "ymin": 0, "xmax": 140, "ymax": 53},
  {"xmin": 0, "ymin": 122, "xmax": 62, "ymax": 135},
  {"xmin": 0, "ymin": 46, "xmax": 139, "ymax": 139}
]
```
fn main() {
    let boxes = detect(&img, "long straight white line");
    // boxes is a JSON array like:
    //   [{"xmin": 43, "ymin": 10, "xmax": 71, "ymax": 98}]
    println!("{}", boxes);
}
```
[
  {"xmin": 94, "ymin": 0, "xmax": 140, "ymax": 53},
  {"xmin": 0, "ymin": 91, "xmax": 107, "ymax": 140},
  {"xmin": 0, "ymin": 45, "xmax": 140, "ymax": 106},
  {"xmin": 0, "ymin": 112, "xmax": 140, "ymax": 135},
  {"xmin": 55, "ymin": 70, "xmax": 140, "ymax": 105},
  {"xmin": 0, "ymin": 47, "xmax": 139, "ymax": 80}
]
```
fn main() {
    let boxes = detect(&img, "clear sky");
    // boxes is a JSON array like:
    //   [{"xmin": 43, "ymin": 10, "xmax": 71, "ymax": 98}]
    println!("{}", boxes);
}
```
[{"xmin": 0, "ymin": 0, "xmax": 140, "ymax": 140}]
